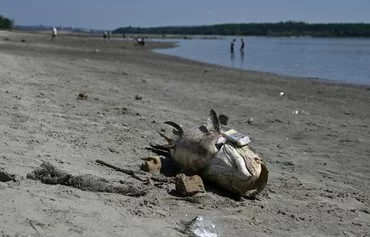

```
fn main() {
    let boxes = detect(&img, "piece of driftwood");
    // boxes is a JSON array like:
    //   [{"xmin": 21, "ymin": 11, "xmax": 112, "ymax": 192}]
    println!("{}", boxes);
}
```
[
  {"xmin": 151, "ymin": 110, "xmax": 269, "ymax": 198},
  {"xmin": 27, "ymin": 162, "xmax": 148, "ymax": 197},
  {"xmin": 96, "ymin": 159, "xmax": 174, "ymax": 183}
]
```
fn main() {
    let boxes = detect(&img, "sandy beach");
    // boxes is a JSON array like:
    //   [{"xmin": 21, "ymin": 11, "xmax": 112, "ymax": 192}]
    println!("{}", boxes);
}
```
[{"xmin": 0, "ymin": 30, "xmax": 369, "ymax": 236}]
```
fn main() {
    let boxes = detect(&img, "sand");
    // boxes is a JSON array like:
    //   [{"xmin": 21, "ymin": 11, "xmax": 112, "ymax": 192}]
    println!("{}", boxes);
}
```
[{"xmin": 0, "ymin": 30, "xmax": 369, "ymax": 237}]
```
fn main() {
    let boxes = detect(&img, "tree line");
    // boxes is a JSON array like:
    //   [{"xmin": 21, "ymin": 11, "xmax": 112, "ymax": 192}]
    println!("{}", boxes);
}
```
[
  {"xmin": 113, "ymin": 21, "xmax": 370, "ymax": 37},
  {"xmin": 0, "ymin": 15, "xmax": 13, "ymax": 29}
]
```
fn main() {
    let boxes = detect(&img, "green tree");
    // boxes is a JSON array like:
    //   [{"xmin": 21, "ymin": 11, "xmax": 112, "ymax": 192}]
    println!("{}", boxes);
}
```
[
  {"xmin": 0, "ymin": 15, "xmax": 14, "ymax": 29},
  {"xmin": 113, "ymin": 22, "xmax": 370, "ymax": 37}
]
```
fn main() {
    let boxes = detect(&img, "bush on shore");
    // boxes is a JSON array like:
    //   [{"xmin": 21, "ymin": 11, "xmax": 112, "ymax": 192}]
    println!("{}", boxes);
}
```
[{"xmin": 0, "ymin": 15, "xmax": 14, "ymax": 29}]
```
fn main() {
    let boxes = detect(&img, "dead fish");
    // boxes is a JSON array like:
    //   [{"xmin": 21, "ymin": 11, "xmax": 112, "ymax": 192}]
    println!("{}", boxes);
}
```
[
  {"xmin": 151, "ymin": 110, "xmax": 220, "ymax": 174},
  {"xmin": 151, "ymin": 110, "xmax": 268, "ymax": 197}
]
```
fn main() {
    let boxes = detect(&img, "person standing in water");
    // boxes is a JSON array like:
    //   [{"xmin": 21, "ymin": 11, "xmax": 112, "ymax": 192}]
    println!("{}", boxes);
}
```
[
  {"xmin": 240, "ymin": 38, "xmax": 245, "ymax": 52},
  {"xmin": 230, "ymin": 39, "xmax": 236, "ymax": 53}
]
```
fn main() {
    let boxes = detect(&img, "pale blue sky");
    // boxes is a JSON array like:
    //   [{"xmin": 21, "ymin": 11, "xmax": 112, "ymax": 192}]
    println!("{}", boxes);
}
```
[{"xmin": 1, "ymin": 0, "xmax": 370, "ymax": 30}]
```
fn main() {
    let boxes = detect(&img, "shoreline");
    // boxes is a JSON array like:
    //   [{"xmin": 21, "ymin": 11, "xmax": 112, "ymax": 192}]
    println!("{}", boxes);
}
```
[
  {"xmin": 4, "ymin": 30, "xmax": 370, "ymax": 87},
  {"xmin": 150, "ymin": 36, "xmax": 370, "ymax": 87},
  {"xmin": 0, "ymin": 31, "xmax": 369, "ymax": 236},
  {"xmin": 153, "ymin": 47, "xmax": 370, "ymax": 88}
]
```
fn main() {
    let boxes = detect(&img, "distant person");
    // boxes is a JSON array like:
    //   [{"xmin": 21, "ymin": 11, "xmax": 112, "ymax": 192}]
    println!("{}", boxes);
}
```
[
  {"xmin": 136, "ymin": 36, "xmax": 145, "ymax": 46},
  {"xmin": 240, "ymin": 38, "xmax": 245, "ymax": 52},
  {"xmin": 103, "ymin": 31, "xmax": 107, "ymax": 40},
  {"xmin": 51, "ymin": 27, "xmax": 57, "ymax": 41},
  {"xmin": 230, "ymin": 39, "xmax": 236, "ymax": 53}
]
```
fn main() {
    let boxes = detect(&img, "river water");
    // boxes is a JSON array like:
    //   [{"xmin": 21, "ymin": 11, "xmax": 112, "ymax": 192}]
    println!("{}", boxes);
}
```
[{"xmin": 153, "ymin": 37, "xmax": 370, "ymax": 85}]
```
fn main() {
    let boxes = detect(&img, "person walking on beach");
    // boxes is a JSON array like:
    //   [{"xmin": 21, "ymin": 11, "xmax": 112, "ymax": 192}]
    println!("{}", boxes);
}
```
[
  {"xmin": 240, "ymin": 38, "xmax": 245, "ymax": 52},
  {"xmin": 51, "ymin": 27, "xmax": 57, "ymax": 41},
  {"xmin": 230, "ymin": 39, "xmax": 236, "ymax": 53}
]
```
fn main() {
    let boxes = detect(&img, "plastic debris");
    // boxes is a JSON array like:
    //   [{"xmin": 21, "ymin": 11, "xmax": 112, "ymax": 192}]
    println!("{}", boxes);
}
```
[
  {"xmin": 222, "ymin": 129, "xmax": 250, "ymax": 146},
  {"xmin": 181, "ymin": 216, "xmax": 218, "ymax": 237}
]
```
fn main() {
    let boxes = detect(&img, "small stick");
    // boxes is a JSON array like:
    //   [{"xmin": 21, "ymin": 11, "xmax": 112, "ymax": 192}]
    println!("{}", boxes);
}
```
[
  {"xmin": 96, "ymin": 159, "xmax": 146, "ymax": 181},
  {"xmin": 96, "ymin": 159, "xmax": 174, "ymax": 183}
]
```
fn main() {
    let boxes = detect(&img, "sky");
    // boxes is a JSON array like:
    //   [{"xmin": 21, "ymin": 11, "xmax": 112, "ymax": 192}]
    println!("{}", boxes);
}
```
[{"xmin": 1, "ymin": 0, "xmax": 370, "ymax": 30}]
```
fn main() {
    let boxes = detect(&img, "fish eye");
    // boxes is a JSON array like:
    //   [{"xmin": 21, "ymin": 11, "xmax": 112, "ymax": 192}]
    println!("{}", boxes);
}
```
[{"xmin": 198, "ymin": 125, "xmax": 208, "ymax": 133}]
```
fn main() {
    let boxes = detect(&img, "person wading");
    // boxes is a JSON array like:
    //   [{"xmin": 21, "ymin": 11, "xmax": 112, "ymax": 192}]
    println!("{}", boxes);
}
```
[
  {"xmin": 230, "ymin": 39, "xmax": 236, "ymax": 53},
  {"xmin": 240, "ymin": 38, "xmax": 245, "ymax": 52}
]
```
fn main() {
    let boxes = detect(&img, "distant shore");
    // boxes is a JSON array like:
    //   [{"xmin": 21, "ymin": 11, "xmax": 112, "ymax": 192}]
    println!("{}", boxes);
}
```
[{"xmin": 113, "ymin": 22, "xmax": 370, "ymax": 37}]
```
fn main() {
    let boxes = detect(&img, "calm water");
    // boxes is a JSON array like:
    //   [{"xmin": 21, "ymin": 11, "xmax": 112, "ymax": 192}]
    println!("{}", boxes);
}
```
[{"xmin": 153, "ymin": 37, "xmax": 370, "ymax": 85}]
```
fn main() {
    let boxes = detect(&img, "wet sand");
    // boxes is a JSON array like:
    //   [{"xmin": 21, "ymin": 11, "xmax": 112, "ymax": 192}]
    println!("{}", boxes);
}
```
[{"xmin": 0, "ymin": 30, "xmax": 369, "ymax": 236}]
